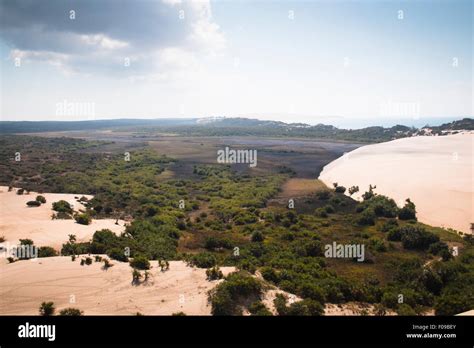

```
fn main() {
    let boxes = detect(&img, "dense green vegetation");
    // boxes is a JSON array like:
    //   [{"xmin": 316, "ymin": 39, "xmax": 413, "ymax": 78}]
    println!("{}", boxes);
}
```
[{"xmin": 1, "ymin": 134, "xmax": 472, "ymax": 316}]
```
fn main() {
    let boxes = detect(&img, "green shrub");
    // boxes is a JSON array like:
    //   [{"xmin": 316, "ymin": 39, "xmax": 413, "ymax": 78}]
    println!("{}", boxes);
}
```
[
  {"xmin": 52, "ymin": 200, "xmax": 73, "ymax": 214},
  {"xmin": 396, "ymin": 304, "xmax": 417, "ymax": 316},
  {"xmin": 400, "ymin": 226, "xmax": 439, "ymax": 250},
  {"xmin": 398, "ymin": 199, "xmax": 417, "ymax": 220},
  {"xmin": 360, "ymin": 195, "xmax": 398, "ymax": 218},
  {"xmin": 380, "ymin": 219, "xmax": 398, "ymax": 232},
  {"xmin": 38, "ymin": 246, "xmax": 57, "ymax": 258},
  {"xmin": 324, "ymin": 205, "xmax": 335, "ymax": 214},
  {"xmin": 206, "ymin": 266, "xmax": 224, "ymax": 280},
  {"xmin": 370, "ymin": 238, "xmax": 387, "ymax": 252},
  {"xmin": 75, "ymin": 213, "xmax": 91, "ymax": 225},
  {"xmin": 273, "ymin": 294, "xmax": 323, "ymax": 316},
  {"xmin": 108, "ymin": 248, "xmax": 129, "ymax": 262},
  {"xmin": 188, "ymin": 252, "xmax": 217, "ymax": 268},
  {"xmin": 274, "ymin": 294, "xmax": 289, "ymax": 315},
  {"xmin": 90, "ymin": 229, "xmax": 119, "ymax": 254},
  {"xmin": 428, "ymin": 241, "xmax": 451, "ymax": 258},
  {"xmin": 435, "ymin": 293, "xmax": 473, "ymax": 315},
  {"xmin": 130, "ymin": 255, "xmax": 150, "ymax": 270},
  {"xmin": 286, "ymin": 299, "xmax": 324, "ymax": 316},
  {"xmin": 357, "ymin": 209, "xmax": 376, "ymax": 226},
  {"xmin": 387, "ymin": 228, "xmax": 402, "ymax": 241},
  {"xmin": 36, "ymin": 195, "xmax": 47, "ymax": 203},
  {"xmin": 209, "ymin": 272, "xmax": 262, "ymax": 315},
  {"xmin": 251, "ymin": 231, "xmax": 264, "ymax": 242},
  {"xmin": 26, "ymin": 200, "xmax": 41, "ymax": 207},
  {"xmin": 261, "ymin": 267, "xmax": 280, "ymax": 284},
  {"xmin": 316, "ymin": 190, "xmax": 330, "ymax": 200},
  {"xmin": 19, "ymin": 239, "xmax": 34, "ymax": 245},
  {"xmin": 248, "ymin": 301, "xmax": 272, "ymax": 316},
  {"xmin": 59, "ymin": 308, "xmax": 83, "ymax": 316},
  {"xmin": 204, "ymin": 237, "xmax": 233, "ymax": 250},
  {"xmin": 315, "ymin": 208, "xmax": 328, "ymax": 218}
]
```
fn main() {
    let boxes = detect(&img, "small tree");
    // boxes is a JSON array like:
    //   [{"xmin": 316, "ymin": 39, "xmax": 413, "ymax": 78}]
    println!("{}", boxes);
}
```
[
  {"xmin": 39, "ymin": 302, "xmax": 55, "ymax": 316},
  {"xmin": 348, "ymin": 186, "xmax": 359, "ymax": 196},
  {"xmin": 398, "ymin": 199, "xmax": 417, "ymax": 220},
  {"xmin": 362, "ymin": 185, "xmax": 376, "ymax": 201}
]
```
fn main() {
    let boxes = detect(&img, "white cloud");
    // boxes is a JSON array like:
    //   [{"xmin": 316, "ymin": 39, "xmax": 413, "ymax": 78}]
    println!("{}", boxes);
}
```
[
  {"xmin": 189, "ymin": 19, "xmax": 226, "ymax": 55},
  {"xmin": 79, "ymin": 34, "xmax": 129, "ymax": 50}
]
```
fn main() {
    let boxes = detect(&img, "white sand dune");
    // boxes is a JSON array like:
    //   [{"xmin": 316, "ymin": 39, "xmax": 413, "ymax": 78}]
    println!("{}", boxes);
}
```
[
  {"xmin": 319, "ymin": 134, "xmax": 473, "ymax": 234},
  {"xmin": 0, "ymin": 256, "xmax": 235, "ymax": 315},
  {"xmin": 0, "ymin": 187, "xmax": 125, "ymax": 249}
]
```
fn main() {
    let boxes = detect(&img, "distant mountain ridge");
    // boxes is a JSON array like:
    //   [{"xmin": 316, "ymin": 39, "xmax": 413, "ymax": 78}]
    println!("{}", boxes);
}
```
[{"xmin": 0, "ymin": 116, "xmax": 472, "ymax": 143}]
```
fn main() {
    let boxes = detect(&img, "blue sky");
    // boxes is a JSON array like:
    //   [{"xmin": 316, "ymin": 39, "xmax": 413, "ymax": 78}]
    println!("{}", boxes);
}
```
[{"xmin": 0, "ymin": 0, "xmax": 472, "ymax": 124}]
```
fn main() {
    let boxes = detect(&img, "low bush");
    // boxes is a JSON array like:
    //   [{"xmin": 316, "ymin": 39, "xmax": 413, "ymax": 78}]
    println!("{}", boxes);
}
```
[
  {"xmin": 129, "ymin": 255, "xmax": 150, "ymax": 270},
  {"xmin": 75, "ymin": 213, "xmax": 91, "ymax": 225},
  {"xmin": 26, "ymin": 200, "xmax": 41, "ymax": 207},
  {"xmin": 206, "ymin": 266, "xmax": 224, "ymax": 280},
  {"xmin": 188, "ymin": 252, "xmax": 216, "ymax": 268}
]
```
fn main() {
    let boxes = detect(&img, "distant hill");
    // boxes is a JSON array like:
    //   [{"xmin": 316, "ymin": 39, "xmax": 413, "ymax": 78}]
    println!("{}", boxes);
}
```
[
  {"xmin": 0, "ymin": 118, "xmax": 198, "ymax": 134},
  {"xmin": 427, "ymin": 118, "xmax": 474, "ymax": 132},
  {"xmin": 1, "ymin": 116, "xmax": 471, "ymax": 143},
  {"xmin": 139, "ymin": 117, "xmax": 417, "ymax": 143}
]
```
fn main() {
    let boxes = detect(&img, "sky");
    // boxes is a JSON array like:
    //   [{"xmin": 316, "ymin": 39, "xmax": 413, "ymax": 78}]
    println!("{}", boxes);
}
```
[{"xmin": 0, "ymin": 0, "xmax": 472, "ymax": 125}]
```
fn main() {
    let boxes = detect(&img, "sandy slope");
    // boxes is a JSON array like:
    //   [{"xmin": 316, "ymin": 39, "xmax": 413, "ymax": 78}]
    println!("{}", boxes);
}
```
[
  {"xmin": 0, "ymin": 256, "xmax": 235, "ymax": 315},
  {"xmin": 319, "ymin": 134, "xmax": 473, "ymax": 234},
  {"xmin": 0, "ymin": 187, "xmax": 125, "ymax": 249}
]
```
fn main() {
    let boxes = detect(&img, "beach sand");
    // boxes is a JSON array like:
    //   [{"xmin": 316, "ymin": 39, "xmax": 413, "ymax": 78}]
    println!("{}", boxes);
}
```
[
  {"xmin": 0, "ymin": 187, "xmax": 125, "ymax": 249},
  {"xmin": 319, "ymin": 134, "xmax": 473, "ymax": 234},
  {"xmin": 0, "ymin": 256, "xmax": 235, "ymax": 315}
]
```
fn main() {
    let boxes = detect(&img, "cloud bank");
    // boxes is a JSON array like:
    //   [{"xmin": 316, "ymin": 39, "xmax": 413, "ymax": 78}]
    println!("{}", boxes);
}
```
[{"xmin": 0, "ymin": 0, "xmax": 226, "ymax": 77}]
